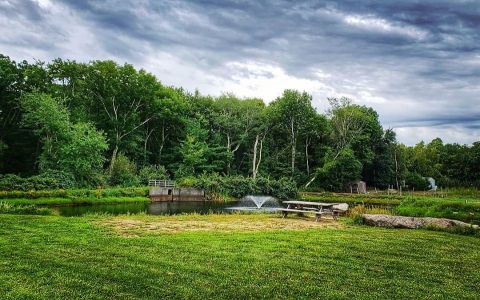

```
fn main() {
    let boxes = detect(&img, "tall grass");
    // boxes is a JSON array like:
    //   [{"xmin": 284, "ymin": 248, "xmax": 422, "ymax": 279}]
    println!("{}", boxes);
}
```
[
  {"xmin": 395, "ymin": 198, "xmax": 480, "ymax": 223},
  {"xmin": 0, "ymin": 201, "xmax": 52, "ymax": 215},
  {"xmin": 1, "ymin": 196, "xmax": 149, "ymax": 206},
  {"xmin": 302, "ymin": 192, "xmax": 480, "ymax": 224},
  {"xmin": 0, "ymin": 187, "xmax": 149, "ymax": 199}
]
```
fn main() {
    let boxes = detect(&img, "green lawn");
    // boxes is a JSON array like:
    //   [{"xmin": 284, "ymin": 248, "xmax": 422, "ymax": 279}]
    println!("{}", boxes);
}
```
[{"xmin": 0, "ymin": 213, "xmax": 479, "ymax": 299}]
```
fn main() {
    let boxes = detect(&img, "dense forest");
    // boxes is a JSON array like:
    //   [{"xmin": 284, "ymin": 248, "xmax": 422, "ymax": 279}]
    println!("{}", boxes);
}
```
[{"xmin": 1, "ymin": 54, "xmax": 479, "ymax": 191}]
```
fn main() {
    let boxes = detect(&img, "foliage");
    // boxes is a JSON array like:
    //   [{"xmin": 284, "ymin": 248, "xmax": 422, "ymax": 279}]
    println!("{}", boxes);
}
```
[
  {"xmin": 20, "ymin": 92, "xmax": 108, "ymax": 184},
  {"xmin": 404, "ymin": 172, "xmax": 429, "ymax": 190},
  {"xmin": 138, "ymin": 165, "xmax": 168, "ymax": 185},
  {"xmin": 0, "ymin": 171, "xmax": 75, "ymax": 191},
  {"xmin": 57, "ymin": 122, "xmax": 108, "ymax": 186},
  {"xmin": 1, "ymin": 54, "xmax": 480, "ymax": 191},
  {"xmin": 108, "ymin": 154, "xmax": 139, "ymax": 187},
  {"xmin": 178, "ymin": 174, "xmax": 298, "ymax": 199},
  {"xmin": 0, "ymin": 174, "xmax": 27, "ymax": 191},
  {"xmin": 314, "ymin": 148, "xmax": 362, "ymax": 191},
  {"xmin": 266, "ymin": 89, "xmax": 318, "ymax": 177}
]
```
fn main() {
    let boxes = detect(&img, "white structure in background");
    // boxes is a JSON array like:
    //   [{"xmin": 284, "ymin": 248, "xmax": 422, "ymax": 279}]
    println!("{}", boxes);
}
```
[
  {"xmin": 346, "ymin": 180, "xmax": 367, "ymax": 194},
  {"xmin": 427, "ymin": 177, "xmax": 437, "ymax": 191}
]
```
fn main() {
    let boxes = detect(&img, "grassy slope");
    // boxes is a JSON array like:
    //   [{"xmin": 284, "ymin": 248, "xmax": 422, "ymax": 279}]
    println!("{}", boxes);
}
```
[{"xmin": 0, "ymin": 214, "xmax": 479, "ymax": 299}]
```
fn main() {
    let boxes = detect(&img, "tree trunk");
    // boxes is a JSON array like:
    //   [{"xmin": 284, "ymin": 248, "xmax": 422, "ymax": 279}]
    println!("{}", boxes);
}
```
[
  {"xmin": 257, "ymin": 137, "xmax": 263, "ymax": 178},
  {"xmin": 252, "ymin": 134, "xmax": 259, "ymax": 179},
  {"xmin": 290, "ymin": 118, "xmax": 296, "ymax": 175},
  {"xmin": 394, "ymin": 148, "xmax": 399, "ymax": 190},
  {"xmin": 158, "ymin": 126, "xmax": 166, "ymax": 164},
  {"xmin": 109, "ymin": 145, "xmax": 119, "ymax": 172},
  {"xmin": 305, "ymin": 138, "xmax": 310, "ymax": 176},
  {"xmin": 252, "ymin": 133, "xmax": 264, "ymax": 179},
  {"xmin": 305, "ymin": 175, "xmax": 316, "ymax": 188},
  {"xmin": 226, "ymin": 134, "xmax": 231, "ymax": 175},
  {"xmin": 143, "ymin": 128, "xmax": 154, "ymax": 165}
]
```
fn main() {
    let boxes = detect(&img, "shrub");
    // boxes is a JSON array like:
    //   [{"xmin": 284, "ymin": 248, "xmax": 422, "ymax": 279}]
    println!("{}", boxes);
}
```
[
  {"xmin": 405, "ymin": 172, "xmax": 429, "ymax": 190},
  {"xmin": 193, "ymin": 173, "xmax": 226, "ymax": 196},
  {"xmin": 0, "ymin": 174, "xmax": 29, "ymax": 191},
  {"xmin": 177, "ymin": 174, "xmax": 298, "ymax": 199},
  {"xmin": 30, "ymin": 170, "xmax": 76, "ymax": 190},
  {"xmin": 138, "ymin": 165, "xmax": 168, "ymax": 185},
  {"xmin": 108, "ymin": 154, "xmax": 139, "ymax": 187},
  {"xmin": 271, "ymin": 177, "xmax": 298, "ymax": 199},
  {"xmin": 223, "ymin": 176, "xmax": 253, "ymax": 198},
  {"xmin": 0, "ymin": 171, "xmax": 75, "ymax": 191},
  {"xmin": 315, "ymin": 148, "xmax": 362, "ymax": 191}
]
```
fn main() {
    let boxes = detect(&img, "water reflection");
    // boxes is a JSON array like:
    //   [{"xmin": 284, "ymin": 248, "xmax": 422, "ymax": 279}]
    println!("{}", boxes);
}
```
[{"xmin": 52, "ymin": 201, "xmax": 232, "ymax": 217}]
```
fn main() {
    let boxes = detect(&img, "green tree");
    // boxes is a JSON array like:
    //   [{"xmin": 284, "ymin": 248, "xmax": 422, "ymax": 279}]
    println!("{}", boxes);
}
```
[
  {"xmin": 20, "ymin": 92, "xmax": 71, "ymax": 169},
  {"xmin": 57, "ymin": 122, "xmax": 108, "ymax": 185},
  {"xmin": 267, "ymin": 90, "xmax": 317, "ymax": 176},
  {"xmin": 315, "ymin": 148, "xmax": 362, "ymax": 191},
  {"xmin": 176, "ymin": 118, "xmax": 228, "ymax": 177},
  {"xmin": 83, "ymin": 61, "xmax": 159, "ymax": 170},
  {"xmin": 0, "ymin": 55, "xmax": 41, "ymax": 174},
  {"xmin": 20, "ymin": 92, "xmax": 107, "ymax": 185},
  {"xmin": 108, "ymin": 153, "xmax": 139, "ymax": 186},
  {"xmin": 144, "ymin": 85, "xmax": 187, "ymax": 166},
  {"xmin": 213, "ymin": 94, "xmax": 265, "ymax": 174}
]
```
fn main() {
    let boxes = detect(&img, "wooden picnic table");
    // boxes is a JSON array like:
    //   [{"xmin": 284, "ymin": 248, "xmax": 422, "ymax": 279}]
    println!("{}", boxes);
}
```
[{"xmin": 280, "ymin": 200, "xmax": 344, "ymax": 221}]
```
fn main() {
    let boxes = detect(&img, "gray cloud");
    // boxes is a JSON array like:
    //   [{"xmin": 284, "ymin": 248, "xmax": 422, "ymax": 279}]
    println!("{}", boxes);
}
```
[{"xmin": 1, "ymin": 0, "xmax": 479, "ymax": 145}]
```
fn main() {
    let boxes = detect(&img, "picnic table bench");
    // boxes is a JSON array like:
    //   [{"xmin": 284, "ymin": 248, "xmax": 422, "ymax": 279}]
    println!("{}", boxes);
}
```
[{"xmin": 279, "ymin": 201, "xmax": 348, "ymax": 221}]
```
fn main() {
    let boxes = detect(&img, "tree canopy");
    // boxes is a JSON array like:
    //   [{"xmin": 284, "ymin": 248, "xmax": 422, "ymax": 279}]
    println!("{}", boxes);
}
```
[{"xmin": 1, "ymin": 54, "xmax": 478, "ymax": 190}]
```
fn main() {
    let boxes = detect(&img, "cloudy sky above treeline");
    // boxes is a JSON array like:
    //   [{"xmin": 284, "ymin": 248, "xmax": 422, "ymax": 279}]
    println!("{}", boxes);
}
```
[{"xmin": 2, "ymin": 0, "xmax": 479, "ymax": 145}]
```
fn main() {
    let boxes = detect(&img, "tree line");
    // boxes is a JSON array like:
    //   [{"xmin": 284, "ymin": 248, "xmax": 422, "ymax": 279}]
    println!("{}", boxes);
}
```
[{"xmin": 1, "ymin": 54, "xmax": 479, "ymax": 190}]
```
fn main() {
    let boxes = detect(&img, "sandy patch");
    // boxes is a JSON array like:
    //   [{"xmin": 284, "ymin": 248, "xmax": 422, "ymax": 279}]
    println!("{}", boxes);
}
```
[{"xmin": 98, "ymin": 214, "xmax": 344, "ymax": 236}]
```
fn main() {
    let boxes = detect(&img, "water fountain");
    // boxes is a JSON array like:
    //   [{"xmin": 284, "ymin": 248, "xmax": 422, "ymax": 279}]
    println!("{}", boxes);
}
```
[{"xmin": 226, "ymin": 195, "xmax": 281, "ymax": 212}]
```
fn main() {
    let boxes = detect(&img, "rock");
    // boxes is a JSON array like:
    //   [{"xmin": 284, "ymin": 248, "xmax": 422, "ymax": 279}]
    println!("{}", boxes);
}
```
[
  {"xmin": 362, "ymin": 214, "xmax": 476, "ymax": 230},
  {"xmin": 332, "ymin": 203, "xmax": 349, "ymax": 212}
]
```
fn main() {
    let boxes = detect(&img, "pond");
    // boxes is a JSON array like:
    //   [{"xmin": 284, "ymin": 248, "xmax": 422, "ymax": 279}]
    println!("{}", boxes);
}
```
[
  {"xmin": 51, "ymin": 201, "xmax": 234, "ymax": 217},
  {"xmin": 50, "ymin": 195, "xmax": 285, "ymax": 216}
]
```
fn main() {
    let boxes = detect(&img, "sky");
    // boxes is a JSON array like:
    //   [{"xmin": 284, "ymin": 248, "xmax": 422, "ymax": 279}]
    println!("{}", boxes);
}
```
[{"xmin": 1, "ymin": 0, "xmax": 479, "ymax": 145}]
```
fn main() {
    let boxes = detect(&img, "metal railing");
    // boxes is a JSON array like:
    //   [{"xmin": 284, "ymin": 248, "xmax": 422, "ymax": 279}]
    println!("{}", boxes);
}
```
[{"xmin": 148, "ymin": 180, "xmax": 175, "ymax": 188}]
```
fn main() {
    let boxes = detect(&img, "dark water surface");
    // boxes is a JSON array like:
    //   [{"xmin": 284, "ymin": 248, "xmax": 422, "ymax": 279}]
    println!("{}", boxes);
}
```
[
  {"xmin": 52, "ymin": 201, "xmax": 235, "ymax": 217},
  {"xmin": 49, "ymin": 199, "xmax": 395, "ymax": 217}
]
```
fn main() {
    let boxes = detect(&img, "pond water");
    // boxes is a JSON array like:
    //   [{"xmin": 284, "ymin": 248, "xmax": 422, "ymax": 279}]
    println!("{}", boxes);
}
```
[
  {"xmin": 51, "ymin": 201, "xmax": 235, "ymax": 217},
  {"xmin": 48, "ymin": 198, "xmax": 395, "ymax": 217},
  {"xmin": 50, "ymin": 195, "xmax": 288, "ymax": 216}
]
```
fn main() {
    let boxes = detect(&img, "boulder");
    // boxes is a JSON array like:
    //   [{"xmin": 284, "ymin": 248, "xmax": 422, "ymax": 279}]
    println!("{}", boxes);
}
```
[
  {"xmin": 332, "ymin": 203, "xmax": 349, "ymax": 212},
  {"xmin": 362, "ymin": 214, "xmax": 478, "ymax": 230}
]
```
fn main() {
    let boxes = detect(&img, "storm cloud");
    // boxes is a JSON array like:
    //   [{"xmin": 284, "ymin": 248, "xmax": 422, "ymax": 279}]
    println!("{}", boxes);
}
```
[{"xmin": 1, "ymin": 0, "xmax": 479, "ymax": 145}]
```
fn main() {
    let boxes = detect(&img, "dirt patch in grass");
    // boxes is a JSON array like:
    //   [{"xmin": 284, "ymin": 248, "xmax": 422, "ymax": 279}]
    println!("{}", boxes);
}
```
[{"xmin": 98, "ymin": 214, "xmax": 344, "ymax": 236}]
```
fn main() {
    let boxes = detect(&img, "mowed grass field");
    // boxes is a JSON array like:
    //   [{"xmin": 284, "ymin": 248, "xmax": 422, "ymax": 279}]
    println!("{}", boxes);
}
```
[{"xmin": 0, "ymin": 213, "xmax": 479, "ymax": 299}]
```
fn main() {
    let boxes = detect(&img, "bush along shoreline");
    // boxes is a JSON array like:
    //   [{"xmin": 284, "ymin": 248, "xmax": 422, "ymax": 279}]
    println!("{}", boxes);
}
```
[{"xmin": 0, "ymin": 174, "xmax": 298, "ymax": 205}]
